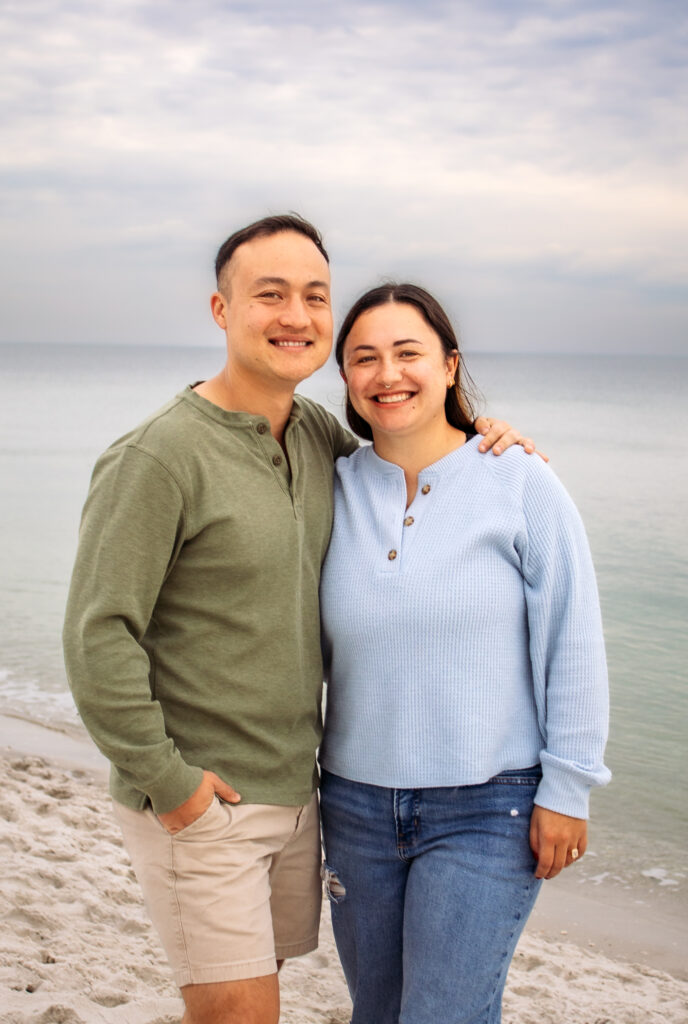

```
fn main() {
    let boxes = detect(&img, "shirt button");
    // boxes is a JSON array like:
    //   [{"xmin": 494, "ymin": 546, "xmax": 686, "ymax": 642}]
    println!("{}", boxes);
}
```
[
  {"xmin": 388, "ymin": 549, "xmax": 397, "ymax": 561},
  {"xmin": 421, "ymin": 484, "xmax": 431, "ymax": 495},
  {"xmin": 256, "ymin": 423, "xmax": 268, "ymax": 435},
  {"xmin": 403, "ymin": 516, "xmax": 414, "ymax": 527},
  {"xmin": 272, "ymin": 454, "xmax": 283, "ymax": 466}
]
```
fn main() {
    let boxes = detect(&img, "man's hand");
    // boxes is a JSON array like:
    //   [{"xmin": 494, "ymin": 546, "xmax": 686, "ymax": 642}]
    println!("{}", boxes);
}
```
[
  {"xmin": 474, "ymin": 417, "xmax": 549, "ymax": 462},
  {"xmin": 157, "ymin": 770, "xmax": 241, "ymax": 835},
  {"xmin": 529, "ymin": 805, "xmax": 587, "ymax": 880}
]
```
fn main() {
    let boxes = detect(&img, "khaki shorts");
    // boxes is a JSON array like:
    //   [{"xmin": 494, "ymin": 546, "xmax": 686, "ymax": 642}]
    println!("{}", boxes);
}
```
[{"xmin": 113, "ymin": 793, "xmax": 321, "ymax": 987}]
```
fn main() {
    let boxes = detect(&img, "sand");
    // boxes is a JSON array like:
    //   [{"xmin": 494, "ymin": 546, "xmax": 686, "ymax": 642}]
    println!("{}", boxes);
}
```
[{"xmin": 1, "ymin": 719, "xmax": 686, "ymax": 1024}]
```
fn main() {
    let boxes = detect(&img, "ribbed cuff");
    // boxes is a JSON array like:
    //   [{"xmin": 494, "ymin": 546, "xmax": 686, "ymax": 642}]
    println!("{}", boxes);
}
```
[{"xmin": 535, "ymin": 761, "xmax": 591, "ymax": 819}]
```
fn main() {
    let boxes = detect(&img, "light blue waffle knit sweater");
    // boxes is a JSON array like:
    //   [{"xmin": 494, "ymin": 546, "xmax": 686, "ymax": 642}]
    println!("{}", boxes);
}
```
[{"xmin": 319, "ymin": 436, "xmax": 610, "ymax": 819}]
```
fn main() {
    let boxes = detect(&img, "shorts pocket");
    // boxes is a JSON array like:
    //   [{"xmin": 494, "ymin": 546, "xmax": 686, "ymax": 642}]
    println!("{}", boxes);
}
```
[{"xmin": 159, "ymin": 796, "xmax": 229, "ymax": 840}]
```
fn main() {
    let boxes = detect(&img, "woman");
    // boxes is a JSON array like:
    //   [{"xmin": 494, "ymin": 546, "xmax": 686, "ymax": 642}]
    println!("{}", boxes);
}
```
[{"xmin": 318, "ymin": 284, "xmax": 610, "ymax": 1024}]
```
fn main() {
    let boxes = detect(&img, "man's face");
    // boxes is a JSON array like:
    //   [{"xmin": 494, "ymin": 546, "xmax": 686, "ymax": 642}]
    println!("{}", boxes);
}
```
[{"xmin": 212, "ymin": 231, "xmax": 333, "ymax": 391}]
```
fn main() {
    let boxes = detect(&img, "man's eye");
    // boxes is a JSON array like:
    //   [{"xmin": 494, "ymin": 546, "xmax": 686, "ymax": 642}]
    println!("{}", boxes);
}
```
[
  {"xmin": 258, "ymin": 291, "xmax": 281, "ymax": 299},
  {"xmin": 308, "ymin": 294, "xmax": 328, "ymax": 304}
]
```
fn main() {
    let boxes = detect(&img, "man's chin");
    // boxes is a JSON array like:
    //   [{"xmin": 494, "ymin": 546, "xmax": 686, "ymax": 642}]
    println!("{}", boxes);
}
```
[{"xmin": 278, "ymin": 353, "xmax": 332, "ymax": 385}]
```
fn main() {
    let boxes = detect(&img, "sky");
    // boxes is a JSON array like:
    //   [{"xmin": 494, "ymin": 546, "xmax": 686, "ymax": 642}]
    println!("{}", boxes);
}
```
[{"xmin": 1, "ymin": 0, "xmax": 687, "ymax": 354}]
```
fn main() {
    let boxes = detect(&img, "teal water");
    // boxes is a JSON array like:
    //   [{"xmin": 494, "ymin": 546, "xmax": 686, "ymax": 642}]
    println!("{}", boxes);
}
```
[{"xmin": 1, "ymin": 342, "xmax": 686, "ymax": 906}]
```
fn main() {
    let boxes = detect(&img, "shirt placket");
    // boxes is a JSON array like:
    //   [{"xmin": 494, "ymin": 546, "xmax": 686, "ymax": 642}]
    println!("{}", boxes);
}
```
[
  {"xmin": 382, "ymin": 472, "xmax": 436, "ymax": 571},
  {"xmin": 253, "ymin": 420, "xmax": 294, "ymax": 506}
]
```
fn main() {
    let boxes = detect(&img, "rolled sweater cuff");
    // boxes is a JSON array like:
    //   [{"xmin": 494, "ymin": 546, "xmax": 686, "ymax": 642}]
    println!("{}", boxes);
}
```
[
  {"xmin": 111, "ymin": 756, "xmax": 204, "ymax": 815},
  {"xmin": 536, "ymin": 770, "xmax": 589, "ymax": 815},
  {"xmin": 535, "ymin": 750, "xmax": 612, "ymax": 819},
  {"xmin": 535, "ymin": 764, "xmax": 592, "ymax": 820}
]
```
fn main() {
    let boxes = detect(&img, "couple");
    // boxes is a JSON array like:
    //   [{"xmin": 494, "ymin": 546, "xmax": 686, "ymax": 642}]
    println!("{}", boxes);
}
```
[{"xmin": 63, "ymin": 214, "xmax": 609, "ymax": 1024}]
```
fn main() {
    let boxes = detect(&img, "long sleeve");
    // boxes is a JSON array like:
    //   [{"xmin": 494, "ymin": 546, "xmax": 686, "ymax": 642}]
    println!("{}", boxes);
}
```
[
  {"xmin": 519, "ymin": 459, "xmax": 611, "ymax": 818},
  {"xmin": 63, "ymin": 443, "xmax": 203, "ymax": 813}
]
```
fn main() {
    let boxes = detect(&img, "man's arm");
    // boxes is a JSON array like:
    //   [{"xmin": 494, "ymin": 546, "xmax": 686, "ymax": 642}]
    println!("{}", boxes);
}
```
[
  {"xmin": 474, "ymin": 416, "xmax": 548, "ymax": 460},
  {"xmin": 63, "ymin": 444, "xmax": 205, "ymax": 815}
]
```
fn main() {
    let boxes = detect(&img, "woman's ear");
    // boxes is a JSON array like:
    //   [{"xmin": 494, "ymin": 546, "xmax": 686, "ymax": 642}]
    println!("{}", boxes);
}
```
[{"xmin": 340, "ymin": 368, "xmax": 347, "ymax": 382}]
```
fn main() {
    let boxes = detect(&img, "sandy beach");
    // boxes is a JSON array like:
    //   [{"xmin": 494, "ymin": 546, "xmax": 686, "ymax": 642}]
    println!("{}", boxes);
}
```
[{"xmin": 1, "ymin": 716, "xmax": 686, "ymax": 1024}]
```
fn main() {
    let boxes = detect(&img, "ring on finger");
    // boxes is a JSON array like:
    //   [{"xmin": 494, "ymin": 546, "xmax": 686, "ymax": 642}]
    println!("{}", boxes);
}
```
[{"xmin": 571, "ymin": 848, "xmax": 579, "ymax": 860}]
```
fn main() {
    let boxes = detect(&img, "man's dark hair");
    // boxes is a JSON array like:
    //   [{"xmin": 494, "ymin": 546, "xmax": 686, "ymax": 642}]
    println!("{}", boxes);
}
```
[
  {"xmin": 215, "ymin": 214, "xmax": 329, "ymax": 288},
  {"xmin": 335, "ymin": 282, "xmax": 480, "ymax": 441}
]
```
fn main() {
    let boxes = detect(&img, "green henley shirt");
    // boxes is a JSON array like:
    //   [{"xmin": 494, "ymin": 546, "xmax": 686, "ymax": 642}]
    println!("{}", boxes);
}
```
[{"xmin": 63, "ymin": 386, "xmax": 357, "ymax": 814}]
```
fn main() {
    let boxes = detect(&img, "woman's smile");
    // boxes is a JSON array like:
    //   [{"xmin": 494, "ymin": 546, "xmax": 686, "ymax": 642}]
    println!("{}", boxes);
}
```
[{"xmin": 373, "ymin": 391, "xmax": 415, "ymax": 404}]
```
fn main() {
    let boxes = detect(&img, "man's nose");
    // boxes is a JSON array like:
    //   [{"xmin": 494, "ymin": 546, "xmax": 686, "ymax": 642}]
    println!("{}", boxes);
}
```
[{"xmin": 278, "ymin": 295, "xmax": 310, "ymax": 329}]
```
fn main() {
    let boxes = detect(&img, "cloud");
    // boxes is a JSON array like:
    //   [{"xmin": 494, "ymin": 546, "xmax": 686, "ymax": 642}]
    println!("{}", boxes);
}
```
[{"xmin": 0, "ymin": 0, "xmax": 686, "ymax": 352}]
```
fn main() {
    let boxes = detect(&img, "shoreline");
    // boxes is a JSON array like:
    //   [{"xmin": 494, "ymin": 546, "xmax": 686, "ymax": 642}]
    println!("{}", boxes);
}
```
[
  {"xmin": 0, "ymin": 711, "xmax": 109, "ymax": 781},
  {"xmin": 2, "ymin": 713, "xmax": 687, "ymax": 1024}
]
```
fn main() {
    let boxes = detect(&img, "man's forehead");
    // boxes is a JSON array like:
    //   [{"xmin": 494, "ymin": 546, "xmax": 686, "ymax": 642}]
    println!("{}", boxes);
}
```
[{"xmin": 231, "ymin": 231, "xmax": 330, "ymax": 285}]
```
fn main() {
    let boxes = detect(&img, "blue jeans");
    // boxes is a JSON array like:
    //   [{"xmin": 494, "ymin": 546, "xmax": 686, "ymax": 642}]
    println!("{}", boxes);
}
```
[{"xmin": 320, "ymin": 768, "xmax": 543, "ymax": 1024}]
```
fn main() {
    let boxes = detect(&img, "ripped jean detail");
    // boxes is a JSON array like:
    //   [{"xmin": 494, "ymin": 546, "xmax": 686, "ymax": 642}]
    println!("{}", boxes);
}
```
[{"xmin": 321, "ymin": 862, "xmax": 347, "ymax": 904}]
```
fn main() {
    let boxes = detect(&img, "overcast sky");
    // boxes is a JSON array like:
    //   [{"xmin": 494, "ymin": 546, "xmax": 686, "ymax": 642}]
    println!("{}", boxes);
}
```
[{"xmin": 2, "ymin": 0, "xmax": 686, "ymax": 353}]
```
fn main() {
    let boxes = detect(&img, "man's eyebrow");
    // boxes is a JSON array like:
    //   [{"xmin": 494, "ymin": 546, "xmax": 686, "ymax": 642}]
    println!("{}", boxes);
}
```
[
  {"xmin": 253, "ymin": 276, "xmax": 329, "ymax": 290},
  {"xmin": 350, "ymin": 338, "xmax": 424, "ymax": 352}
]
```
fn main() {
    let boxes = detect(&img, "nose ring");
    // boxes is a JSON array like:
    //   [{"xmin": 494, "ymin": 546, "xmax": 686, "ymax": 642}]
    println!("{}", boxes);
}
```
[{"xmin": 384, "ymin": 383, "xmax": 391, "ymax": 389}]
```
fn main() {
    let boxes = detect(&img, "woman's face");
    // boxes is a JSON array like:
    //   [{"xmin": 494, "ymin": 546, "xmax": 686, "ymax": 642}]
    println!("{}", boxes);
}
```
[{"xmin": 341, "ymin": 302, "xmax": 458, "ymax": 443}]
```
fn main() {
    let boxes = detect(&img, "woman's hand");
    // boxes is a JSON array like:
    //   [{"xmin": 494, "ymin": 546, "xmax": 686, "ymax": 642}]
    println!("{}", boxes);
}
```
[
  {"xmin": 474, "ymin": 417, "xmax": 549, "ymax": 461},
  {"xmin": 529, "ymin": 805, "xmax": 587, "ymax": 879}
]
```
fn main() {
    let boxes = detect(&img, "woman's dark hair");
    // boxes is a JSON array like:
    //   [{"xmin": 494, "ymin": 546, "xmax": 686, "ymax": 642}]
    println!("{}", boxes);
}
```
[{"xmin": 335, "ymin": 283, "xmax": 480, "ymax": 441}]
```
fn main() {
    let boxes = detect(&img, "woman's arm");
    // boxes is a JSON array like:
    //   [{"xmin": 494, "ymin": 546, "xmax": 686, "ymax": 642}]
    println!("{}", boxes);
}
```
[{"xmin": 518, "ymin": 456, "xmax": 611, "ymax": 859}]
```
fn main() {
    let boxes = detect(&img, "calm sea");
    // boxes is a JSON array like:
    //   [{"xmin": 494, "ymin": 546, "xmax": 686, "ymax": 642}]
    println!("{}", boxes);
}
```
[{"xmin": 1, "ymin": 342, "xmax": 686, "ymax": 908}]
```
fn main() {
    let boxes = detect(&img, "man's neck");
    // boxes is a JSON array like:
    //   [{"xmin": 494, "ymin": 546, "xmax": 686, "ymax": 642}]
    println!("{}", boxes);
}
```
[{"xmin": 194, "ymin": 368, "xmax": 296, "ymax": 445}]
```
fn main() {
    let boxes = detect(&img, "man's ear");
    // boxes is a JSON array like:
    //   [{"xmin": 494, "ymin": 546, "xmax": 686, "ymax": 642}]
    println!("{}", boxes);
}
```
[{"xmin": 210, "ymin": 291, "xmax": 228, "ymax": 329}]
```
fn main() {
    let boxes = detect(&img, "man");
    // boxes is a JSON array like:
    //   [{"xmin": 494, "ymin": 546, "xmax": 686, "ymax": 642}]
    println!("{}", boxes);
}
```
[{"xmin": 63, "ymin": 214, "xmax": 529, "ymax": 1024}]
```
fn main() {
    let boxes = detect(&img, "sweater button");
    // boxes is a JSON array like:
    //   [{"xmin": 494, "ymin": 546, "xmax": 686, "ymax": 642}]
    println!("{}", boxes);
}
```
[
  {"xmin": 272, "ymin": 454, "xmax": 283, "ymax": 466},
  {"xmin": 388, "ymin": 549, "xmax": 397, "ymax": 561},
  {"xmin": 256, "ymin": 423, "xmax": 268, "ymax": 435},
  {"xmin": 403, "ymin": 516, "xmax": 414, "ymax": 526},
  {"xmin": 421, "ymin": 484, "xmax": 431, "ymax": 495}
]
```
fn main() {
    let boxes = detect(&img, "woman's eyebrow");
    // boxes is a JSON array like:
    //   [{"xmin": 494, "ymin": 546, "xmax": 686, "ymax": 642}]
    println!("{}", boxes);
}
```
[{"xmin": 349, "ymin": 338, "xmax": 424, "ymax": 353}]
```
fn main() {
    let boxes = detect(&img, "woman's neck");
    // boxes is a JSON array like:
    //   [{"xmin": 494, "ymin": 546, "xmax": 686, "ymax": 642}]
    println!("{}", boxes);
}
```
[{"xmin": 372, "ymin": 422, "xmax": 467, "ymax": 507}]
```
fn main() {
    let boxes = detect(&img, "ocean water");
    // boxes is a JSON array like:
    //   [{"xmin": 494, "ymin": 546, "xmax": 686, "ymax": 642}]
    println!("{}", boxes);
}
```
[{"xmin": 1, "ymin": 341, "xmax": 686, "ymax": 909}]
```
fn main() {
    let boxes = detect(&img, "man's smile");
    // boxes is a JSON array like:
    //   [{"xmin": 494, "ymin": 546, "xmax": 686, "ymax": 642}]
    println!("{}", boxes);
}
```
[{"xmin": 269, "ymin": 336, "xmax": 313, "ymax": 348}]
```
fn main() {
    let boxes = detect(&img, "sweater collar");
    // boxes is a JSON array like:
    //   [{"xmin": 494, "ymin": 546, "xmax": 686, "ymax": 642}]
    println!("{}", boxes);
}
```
[{"xmin": 363, "ymin": 433, "xmax": 481, "ymax": 478}]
